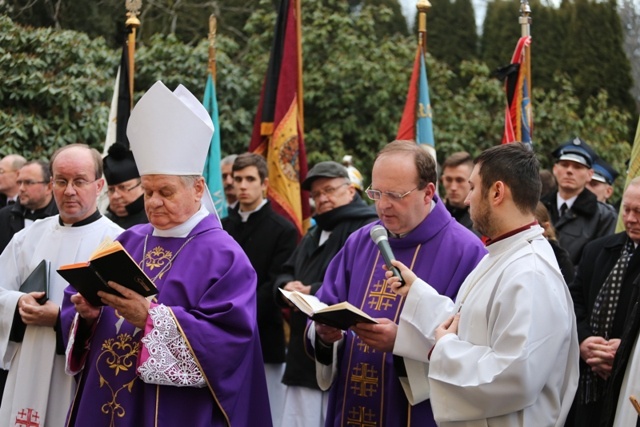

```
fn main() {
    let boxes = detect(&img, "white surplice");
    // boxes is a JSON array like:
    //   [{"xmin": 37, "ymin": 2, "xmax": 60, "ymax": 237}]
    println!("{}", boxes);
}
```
[
  {"xmin": 0, "ymin": 216, "xmax": 122, "ymax": 427},
  {"xmin": 394, "ymin": 226, "xmax": 579, "ymax": 426},
  {"xmin": 612, "ymin": 333, "xmax": 640, "ymax": 426}
]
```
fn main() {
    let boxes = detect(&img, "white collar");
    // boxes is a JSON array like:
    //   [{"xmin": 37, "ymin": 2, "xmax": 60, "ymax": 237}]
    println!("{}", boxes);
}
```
[
  {"xmin": 556, "ymin": 193, "xmax": 578, "ymax": 210},
  {"xmin": 238, "ymin": 199, "xmax": 267, "ymax": 223},
  {"xmin": 152, "ymin": 205, "xmax": 208, "ymax": 238}
]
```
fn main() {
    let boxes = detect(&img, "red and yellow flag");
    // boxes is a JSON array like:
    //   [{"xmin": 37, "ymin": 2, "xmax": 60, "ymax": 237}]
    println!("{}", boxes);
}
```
[
  {"xmin": 249, "ymin": 0, "xmax": 309, "ymax": 236},
  {"xmin": 500, "ymin": 36, "xmax": 532, "ymax": 145}
]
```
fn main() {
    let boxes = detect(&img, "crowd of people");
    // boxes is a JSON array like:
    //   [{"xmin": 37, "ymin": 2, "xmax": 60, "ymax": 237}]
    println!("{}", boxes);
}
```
[{"xmin": 0, "ymin": 80, "xmax": 638, "ymax": 427}]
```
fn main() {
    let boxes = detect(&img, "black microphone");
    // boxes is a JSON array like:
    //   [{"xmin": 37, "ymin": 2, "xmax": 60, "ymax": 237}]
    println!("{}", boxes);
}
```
[{"xmin": 369, "ymin": 225, "xmax": 405, "ymax": 286}]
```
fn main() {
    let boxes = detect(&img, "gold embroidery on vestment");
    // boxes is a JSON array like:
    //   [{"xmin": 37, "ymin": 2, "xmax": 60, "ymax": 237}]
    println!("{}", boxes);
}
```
[
  {"xmin": 347, "ymin": 406, "xmax": 378, "ymax": 426},
  {"xmin": 350, "ymin": 362, "xmax": 379, "ymax": 397},
  {"xmin": 96, "ymin": 333, "xmax": 140, "ymax": 422}
]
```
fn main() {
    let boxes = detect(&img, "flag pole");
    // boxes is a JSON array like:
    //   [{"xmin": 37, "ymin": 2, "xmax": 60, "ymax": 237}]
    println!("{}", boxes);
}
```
[
  {"xmin": 208, "ymin": 15, "xmax": 217, "ymax": 82},
  {"xmin": 295, "ymin": 0, "xmax": 304, "ymax": 136},
  {"xmin": 417, "ymin": 0, "xmax": 431, "ymax": 54},
  {"xmin": 519, "ymin": 0, "xmax": 531, "ymax": 108},
  {"xmin": 125, "ymin": 0, "xmax": 141, "ymax": 109}
]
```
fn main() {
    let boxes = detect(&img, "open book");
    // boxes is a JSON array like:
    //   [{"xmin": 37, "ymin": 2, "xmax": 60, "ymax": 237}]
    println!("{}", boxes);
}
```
[
  {"xmin": 57, "ymin": 239, "xmax": 158, "ymax": 307},
  {"xmin": 279, "ymin": 288, "xmax": 378, "ymax": 330}
]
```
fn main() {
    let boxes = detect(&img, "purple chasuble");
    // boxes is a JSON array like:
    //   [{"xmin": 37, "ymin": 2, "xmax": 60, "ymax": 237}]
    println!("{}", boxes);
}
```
[
  {"xmin": 313, "ymin": 198, "xmax": 486, "ymax": 427},
  {"xmin": 61, "ymin": 214, "xmax": 271, "ymax": 427}
]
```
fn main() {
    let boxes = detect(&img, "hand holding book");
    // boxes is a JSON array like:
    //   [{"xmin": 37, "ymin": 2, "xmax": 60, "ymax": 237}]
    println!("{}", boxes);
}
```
[
  {"xmin": 57, "ymin": 240, "xmax": 158, "ymax": 307},
  {"xmin": 279, "ymin": 288, "xmax": 378, "ymax": 331}
]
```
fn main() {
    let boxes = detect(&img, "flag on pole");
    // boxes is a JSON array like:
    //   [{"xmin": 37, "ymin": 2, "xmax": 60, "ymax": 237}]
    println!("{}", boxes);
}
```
[
  {"xmin": 203, "ymin": 74, "xmax": 226, "ymax": 218},
  {"xmin": 103, "ymin": 40, "xmax": 132, "ymax": 154},
  {"xmin": 396, "ymin": 45, "xmax": 436, "ymax": 161},
  {"xmin": 99, "ymin": 36, "xmax": 133, "ymax": 213},
  {"xmin": 249, "ymin": 0, "xmax": 309, "ymax": 236},
  {"xmin": 499, "ymin": 36, "xmax": 532, "ymax": 145}
]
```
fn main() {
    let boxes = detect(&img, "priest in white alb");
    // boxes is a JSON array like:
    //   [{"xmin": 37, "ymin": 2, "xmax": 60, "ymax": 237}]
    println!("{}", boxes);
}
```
[
  {"xmin": 0, "ymin": 144, "xmax": 123, "ymax": 426},
  {"xmin": 384, "ymin": 143, "xmax": 579, "ymax": 426}
]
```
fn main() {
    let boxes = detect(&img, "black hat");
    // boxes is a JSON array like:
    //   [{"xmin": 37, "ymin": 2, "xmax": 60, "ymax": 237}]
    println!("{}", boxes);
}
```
[
  {"xmin": 592, "ymin": 158, "xmax": 619, "ymax": 185},
  {"xmin": 552, "ymin": 138, "xmax": 593, "ymax": 168},
  {"xmin": 302, "ymin": 161, "xmax": 350, "ymax": 191},
  {"xmin": 103, "ymin": 143, "xmax": 140, "ymax": 186}
]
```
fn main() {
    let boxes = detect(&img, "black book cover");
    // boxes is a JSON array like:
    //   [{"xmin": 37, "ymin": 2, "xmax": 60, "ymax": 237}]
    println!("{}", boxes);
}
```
[
  {"xmin": 57, "ymin": 244, "xmax": 157, "ymax": 307},
  {"xmin": 19, "ymin": 259, "xmax": 50, "ymax": 305}
]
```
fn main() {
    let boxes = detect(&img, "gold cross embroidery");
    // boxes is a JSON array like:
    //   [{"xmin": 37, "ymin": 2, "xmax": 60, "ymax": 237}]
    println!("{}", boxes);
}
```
[
  {"xmin": 346, "ymin": 406, "xmax": 377, "ymax": 426},
  {"xmin": 367, "ymin": 279, "xmax": 398, "ymax": 312},
  {"xmin": 350, "ymin": 363, "xmax": 379, "ymax": 397}
]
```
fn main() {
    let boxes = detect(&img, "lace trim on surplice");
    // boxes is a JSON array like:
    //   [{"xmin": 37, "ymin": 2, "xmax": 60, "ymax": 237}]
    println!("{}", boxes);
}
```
[{"xmin": 138, "ymin": 304, "xmax": 205, "ymax": 388}]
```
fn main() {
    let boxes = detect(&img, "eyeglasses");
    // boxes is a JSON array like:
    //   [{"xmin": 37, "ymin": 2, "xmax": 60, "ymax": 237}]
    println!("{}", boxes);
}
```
[
  {"xmin": 107, "ymin": 180, "xmax": 142, "ymax": 195},
  {"xmin": 365, "ymin": 185, "xmax": 418, "ymax": 201},
  {"xmin": 17, "ymin": 180, "xmax": 49, "ymax": 187},
  {"xmin": 53, "ymin": 178, "xmax": 99, "ymax": 190},
  {"xmin": 310, "ymin": 182, "xmax": 349, "ymax": 199},
  {"xmin": 0, "ymin": 169, "xmax": 17, "ymax": 175}
]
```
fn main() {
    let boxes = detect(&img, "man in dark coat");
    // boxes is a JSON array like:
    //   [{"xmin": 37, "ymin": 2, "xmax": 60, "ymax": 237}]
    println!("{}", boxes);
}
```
[
  {"xmin": 440, "ymin": 151, "xmax": 478, "ymax": 235},
  {"xmin": 0, "ymin": 160, "xmax": 57, "ymax": 254},
  {"xmin": 568, "ymin": 177, "xmax": 640, "ymax": 426},
  {"xmin": 541, "ymin": 138, "xmax": 616, "ymax": 266},
  {"xmin": 274, "ymin": 161, "xmax": 377, "ymax": 426},
  {"xmin": 0, "ymin": 155, "xmax": 26, "ymax": 208},
  {"xmin": 222, "ymin": 152, "xmax": 298, "ymax": 427},
  {"xmin": 103, "ymin": 143, "xmax": 148, "ymax": 229}
]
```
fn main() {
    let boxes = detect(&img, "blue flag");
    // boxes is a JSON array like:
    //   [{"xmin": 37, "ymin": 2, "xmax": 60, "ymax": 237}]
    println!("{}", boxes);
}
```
[
  {"xmin": 397, "ymin": 46, "xmax": 436, "ymax": 161},
  {"xmin": 416, "ymin": 51, "xmax": 435, "ymax": 151},
  {"xmin": 203, "ymin": 74, "xmax": 226, "ymax": 218}
]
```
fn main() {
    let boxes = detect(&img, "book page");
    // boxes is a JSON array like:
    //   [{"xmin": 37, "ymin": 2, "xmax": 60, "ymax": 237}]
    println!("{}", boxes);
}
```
[
  {"xmin": 89, "ymin": 237, "xmax": 122, "ymax": 260},
  {"xmin": 279, "ymin": 289, "xmax": 328, "ymax": 315},
  {"xmin": 318, "ymin": 301, "xmax": 377, "ymax": 323}
]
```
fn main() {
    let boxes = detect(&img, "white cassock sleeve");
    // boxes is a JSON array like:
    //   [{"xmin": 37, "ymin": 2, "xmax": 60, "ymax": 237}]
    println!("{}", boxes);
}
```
[
  {"xmin": 393, "ymin": 278, "xmax": 456, "ymax": 405},
  {"xmin": 307, "ymin": 322, "xmax": 343, "ymax": 390},
  {"xmin": 0, "ymin": 235, "xmax": 29, "ymax": 369}
]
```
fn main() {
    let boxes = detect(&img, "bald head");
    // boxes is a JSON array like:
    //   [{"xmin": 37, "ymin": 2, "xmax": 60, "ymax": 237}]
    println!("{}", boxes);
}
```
[{"xmin": 0, "ymin": 154, "xmax": 27, "ymax": 198}]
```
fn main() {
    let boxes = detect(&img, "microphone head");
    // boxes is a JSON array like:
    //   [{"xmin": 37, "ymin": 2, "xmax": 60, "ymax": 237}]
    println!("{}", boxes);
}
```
[{"xmin": 369, "ymin": 225, "xmax": 389, "ymax": 244}]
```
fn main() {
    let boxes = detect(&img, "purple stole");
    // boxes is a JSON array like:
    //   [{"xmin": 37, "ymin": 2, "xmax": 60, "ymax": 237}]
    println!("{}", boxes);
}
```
[{"xmin": 338, "ymin": 247, "xmax": 421, "ymax": 426}]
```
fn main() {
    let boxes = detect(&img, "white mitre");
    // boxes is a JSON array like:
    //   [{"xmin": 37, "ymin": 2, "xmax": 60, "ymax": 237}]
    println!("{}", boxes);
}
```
[{"xmin": 126, "ymin": 81, "xmax": 217, "ymax": 214}]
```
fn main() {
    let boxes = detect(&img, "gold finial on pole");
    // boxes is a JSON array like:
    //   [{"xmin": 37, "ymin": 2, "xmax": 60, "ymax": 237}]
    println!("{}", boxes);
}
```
[
  {"xmin": 519, "ymin": 0, "xmax": 531, "ymax": 38},
  {"xmin": 208, "ymin": 15, "xmax": 217, "ymax": 82},
  {"xmin": 417, "ymin": 0, "xmax": 431, "ymax": 52},
  {"xmin": 125, "ymin": 0, "xmax": 142, "ymax": 108}
]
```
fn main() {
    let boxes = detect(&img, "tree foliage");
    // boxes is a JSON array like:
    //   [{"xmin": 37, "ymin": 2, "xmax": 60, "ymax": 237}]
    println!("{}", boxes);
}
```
[
  {"xmin": 0, "ymin": 2, "xmax": 634, "ymax": 197},
  {"xmin": 0, "ymin": 15, "xmax": 114, "ymax": 158},
  {"xmin": 564, "ymin": 0, "xmax": 635, "ymax": 115},
  {"xmin": 424, "ymin": 0, "xmax": 477, "ymax": 75}
]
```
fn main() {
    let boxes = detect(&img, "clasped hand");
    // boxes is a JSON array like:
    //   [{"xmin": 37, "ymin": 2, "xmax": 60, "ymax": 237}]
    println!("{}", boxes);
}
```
[
  {"xmin": 580, "ymin": 336, "xmax": 620, "ymax": 380},
  {"xmin": 18, "ymin": 292, "xmax": 58, "ymax": 327}
]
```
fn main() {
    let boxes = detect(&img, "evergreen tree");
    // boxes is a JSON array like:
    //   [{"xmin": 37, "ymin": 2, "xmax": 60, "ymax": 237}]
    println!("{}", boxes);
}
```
[
  {"xmin": 528, "ymin": 0, "xmax": 568, "ymax": 92},
  {"xmin": 450, "ymin": 0, "xmax": 478, "ymax": 64},
  {"xmin": 564, "ymin": 0, "xmax": 635, "ymax": 115},
  {"xmin": 480, "ymin": 0, "xmax": 520, "ymax": 73},
  {"xmin": 424, "ymin": 0, "xmax": 454, "ymax": 63}
]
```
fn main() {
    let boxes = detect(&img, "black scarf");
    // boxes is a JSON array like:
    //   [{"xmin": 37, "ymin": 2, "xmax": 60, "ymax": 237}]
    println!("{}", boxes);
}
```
[{"xmin": 314, "ymin": 193, "xmax": 376, "ymax": 232}]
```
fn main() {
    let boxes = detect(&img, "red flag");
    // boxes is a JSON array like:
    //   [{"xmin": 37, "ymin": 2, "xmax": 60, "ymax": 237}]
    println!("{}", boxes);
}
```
[
  {"xmin": 250, "ymin": 0, "xmax": 309, "ymax": 236},
  {"xmin": 500, "ymin": 36, "xmax": 532, "ymax": 145}
]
